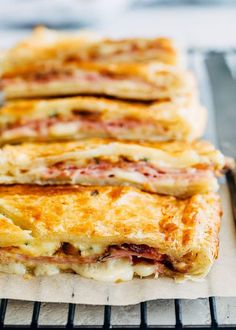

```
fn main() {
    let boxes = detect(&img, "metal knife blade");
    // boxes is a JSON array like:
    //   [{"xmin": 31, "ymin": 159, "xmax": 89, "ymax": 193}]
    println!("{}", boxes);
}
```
[{"xmin": 206, "ymin": 52, "xmax": 236, "ymax": 158}]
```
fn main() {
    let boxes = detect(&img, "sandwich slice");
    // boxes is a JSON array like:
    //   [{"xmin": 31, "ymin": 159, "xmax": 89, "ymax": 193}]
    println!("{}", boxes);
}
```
[
  {"xmin": 0, "ymin": 138, "xmax": 231, "ymax": 197},
  {"xmin": 0, "ymin": 61, "xmax": 195, "ymax": 100},
  {"xmin": 0, "ymin": 95, "xmax": 207, "ymax": 144},
  {"xmin": 0, "ymin": 185, "xmax": 221, "ymax": 282},
  {"xmin": 0, "ymin": 26, "xmax": 182, "ymax": 79}
]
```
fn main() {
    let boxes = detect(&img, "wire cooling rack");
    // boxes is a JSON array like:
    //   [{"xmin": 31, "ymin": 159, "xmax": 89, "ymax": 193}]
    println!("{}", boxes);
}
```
[
  {"xmin": 0, "ymin": 50, "xmax": 235, "ymax": 329},
  {"xmin": 0, "ymin": 297, "xmax": 225, "ymax": 329}
]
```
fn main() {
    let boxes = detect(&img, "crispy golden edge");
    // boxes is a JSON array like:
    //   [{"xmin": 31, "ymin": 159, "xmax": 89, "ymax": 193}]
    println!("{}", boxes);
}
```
[
  {"xmin": 0, "ymin": 137, "xmax": 224, "ymax": 159},
  {"xmin": 0, "ymin": 215, "xmax": 30, "ymax": 243},
  {"xmin": 0, "ymin": 27, "xmax": 180, "ymax": 77},
  {"xmin": 16, "ymin": 26, "xmax": 176, "ymax": 54},
  {"xmin": 1, "ymin": 61, "xmax": 191, "ymax": 85},
  {"xmin": 0, "ymin": 185, "xmax": 221, "ymax": 251}
]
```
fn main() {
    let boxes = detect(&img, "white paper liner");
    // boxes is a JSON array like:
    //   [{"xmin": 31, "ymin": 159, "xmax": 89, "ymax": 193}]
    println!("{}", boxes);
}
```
[{"xmin": 0, "ymin": 184, "xmax": 235, "ymax": 305}]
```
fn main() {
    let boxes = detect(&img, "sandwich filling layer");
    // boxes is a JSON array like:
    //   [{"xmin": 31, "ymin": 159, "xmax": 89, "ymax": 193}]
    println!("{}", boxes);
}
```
[
  {"xmin": 43, "ymin": 158, "xmax": 217, "ymax": 187},
  {"xmin": 0, "ymin": 95, "xmax": 206, "ymax": 143},
  {"xmin": 1, "ymin": 63, "xmax": 192, "ymax": 100},
  {"xmin": 0, "ymin": 157, "xmax": 220, "ymax": 195},
  {"xmin": 0, "ymin": 243, "xmax": 197, "ymax": 282},
  {"xmin": 0, "ymin": 139, "xmax": 231, "ymax": 195},
  {"xmin": 1, "ymin": 69, "xmax": 179, "ymax": 99},
  {"xmin": 0, "ymin": 115, "xmax": 170, "ymax": 142}
]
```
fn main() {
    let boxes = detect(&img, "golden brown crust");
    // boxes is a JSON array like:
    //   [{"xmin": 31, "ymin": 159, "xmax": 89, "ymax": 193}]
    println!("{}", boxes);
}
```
[
  {"xmin": 0, "ymin": 185, "xmax": 221, "ymax": 256},
  {"xmin": 0, "ymin": 95, "xmax": 207, "ymax": 143},
  {"xmin": 0, "ymin": 95, "xmax": 197, "ymax": 121},
  {"xmin": 0, "ymin": 215, "xmax": 31, "ymax": 247},
  {"xmin": 0, "ymin": 26, "xmax": 181, "ymax": 78}
]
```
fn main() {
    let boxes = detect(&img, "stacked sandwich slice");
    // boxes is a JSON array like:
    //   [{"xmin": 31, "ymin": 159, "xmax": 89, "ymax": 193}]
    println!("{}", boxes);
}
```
[
  {"xmin": 0, "ymin": 27, "xmax": 232, "ymax": 282},
  {"xmin": 0, "ymin": 139, "xmax": 230, "ymax": 196},
  {"xmin": 0, "ymin": 95, "xmax": 206, "ymax": 143}
]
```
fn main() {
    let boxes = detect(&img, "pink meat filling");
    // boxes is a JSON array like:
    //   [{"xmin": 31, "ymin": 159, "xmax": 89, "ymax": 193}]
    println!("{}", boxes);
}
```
[
  {"xmin": 44, "ymin": 159, "xmax": 212, "ymax": 181},
  {"xmin": 1, "ymin": 116, "xmax": 167, "ymax": 139},
  {"xmin": 0, "ymin": 244, "xmax": 177, "ymax": 274},
  {"xmin": 1, "ymin": 70, "xmax": 158, "ymax": 88}
]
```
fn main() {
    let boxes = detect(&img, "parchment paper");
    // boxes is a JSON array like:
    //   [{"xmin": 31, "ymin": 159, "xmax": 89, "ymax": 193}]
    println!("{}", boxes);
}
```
[{"xmin": 0, "ymin": 184, "xmax": 235, "ymax": 306}]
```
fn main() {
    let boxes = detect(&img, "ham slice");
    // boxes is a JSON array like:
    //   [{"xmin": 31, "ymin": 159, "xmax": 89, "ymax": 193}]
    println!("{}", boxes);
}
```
[
  {"xmin": 1, "ymin": 70, "xmax": 156, "ymax": 89},
  {"xmin": 1, "ymin": 116, "xmax": 159, "ymax": 139},
  {"xmin": 0, "ymin": 244, "xmax": 169, "ymax": 267},
  {"xmin": 45, "ymin": 158, "xmax": 211, "ymax": 181},
  {"xmin": 106, "ymin": 244, "xmax": 166, "ymax": 262}
]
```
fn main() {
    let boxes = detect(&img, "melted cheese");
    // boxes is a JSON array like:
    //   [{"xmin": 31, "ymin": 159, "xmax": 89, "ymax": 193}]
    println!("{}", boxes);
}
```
[
  {"xmin": 72, "ymin": 242, "xmax": 106, "ymax": 256},
  {"xmin": 2, "ymin": 127, "xmax": 36, "ymax": 140},
  {"xmin": 34, "ymin": 264, "xmax": 60, "ymax": 276},
  {"xmin": 72, "ymin": 259, "xmax": 157, "ymax": 282},
  {"xmin": 0, "ymin": 259, "xmax": 158, "ymax": 281},
  {"xmin": 50, "ymin": 122, "xmax": 80, "ymax": 136},
  {"xmin": 0, "ymin": 263, "xmax": 26, "ymax": 275},
  {"xmin": 45, "ymin": 143, "xmax": 203, "ymax": 168},
  {"xmin": 110, "ymin": 169, "xmax": 146, "ymax": 184},
  {"xmin": 72, "ymin": 259, "xmax": 134, "ymax": 282},
  {"xmin": 17, "ymin": 241, "xmax": 106, "ymax": 258},
  {"xmin": 19, "ymin": 241, "xmax": 61, "ymax": 257},
  {"xmin": 133, "ymin": 263, "xmax": 156, "ymax": 277}
]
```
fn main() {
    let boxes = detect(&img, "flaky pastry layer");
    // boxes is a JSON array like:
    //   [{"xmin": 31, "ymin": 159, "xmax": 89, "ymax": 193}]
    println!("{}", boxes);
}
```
[
  {"xmin": 1, "ymin": 61, "xmax": 195, "ymax": 100},
  {"xmin": 0, "ymin": 95, "xmax": 207, "ymax": 144},
  {"xmin": 0, "ymin": 138, "xmax": 231, "ymax": 196},
  {"xmin": 0, "ymin": 26, "xmax": 182, "ymax": 78}
]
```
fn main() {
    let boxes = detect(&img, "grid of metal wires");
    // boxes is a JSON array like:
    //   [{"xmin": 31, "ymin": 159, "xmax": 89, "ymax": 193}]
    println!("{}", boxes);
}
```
[
  {"xmin": 0, "ymin": 297, "xmax": 224, "ymax": 329},
  {"xmin": 0, "ymin": 49, "xmax": 235, "ymax": 329}
]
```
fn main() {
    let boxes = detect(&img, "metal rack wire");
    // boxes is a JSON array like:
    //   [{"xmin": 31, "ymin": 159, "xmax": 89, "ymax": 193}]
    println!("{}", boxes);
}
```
[
  {"xmin": 0, "ymin": 297, "xmax": 227, "ymax": 329},
  {"xmin": 0, "ymin": 50, "xmax": 235, "ymax": 329}
]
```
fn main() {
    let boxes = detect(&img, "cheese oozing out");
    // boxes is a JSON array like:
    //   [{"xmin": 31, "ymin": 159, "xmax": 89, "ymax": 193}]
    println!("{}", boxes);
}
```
[
  {"xmin": 0, "ymin": 259, "xmax": 157, "ymax": 282},
  {"xmin": 72, "ymin": 259, "xmax": 157, "ymax": 282},
  {"xmin": 0, "ymin": 240, "xmax": 160, "ymax": 281}
]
